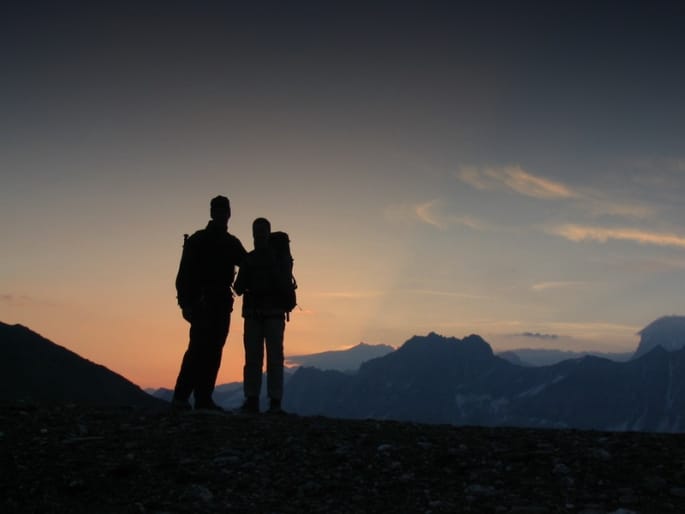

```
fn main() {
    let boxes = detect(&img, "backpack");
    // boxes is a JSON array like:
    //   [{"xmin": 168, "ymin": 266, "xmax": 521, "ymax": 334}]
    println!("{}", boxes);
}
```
[{"xmin": 269, "ymin": 231, "xmax": 298, "ymax": 319}]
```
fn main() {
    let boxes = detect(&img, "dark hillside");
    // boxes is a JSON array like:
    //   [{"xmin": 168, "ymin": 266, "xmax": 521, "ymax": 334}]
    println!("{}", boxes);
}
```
[{"xmin": 0, "ymin": 322, "xmax": 164, "ymax": 409}]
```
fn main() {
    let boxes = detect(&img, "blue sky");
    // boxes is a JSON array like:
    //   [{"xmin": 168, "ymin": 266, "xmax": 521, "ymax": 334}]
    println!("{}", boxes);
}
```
[{"xmin": 1, "ymin": 2, "xmax": 684, "ymax": 386}]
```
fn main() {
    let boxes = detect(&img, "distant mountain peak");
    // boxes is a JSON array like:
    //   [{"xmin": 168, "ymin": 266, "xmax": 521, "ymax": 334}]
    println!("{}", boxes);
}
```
[
  {"xmin": 398, "ymin": 332, "xmax": 494, "ymax": 359},
  {"xmin": 462, "ymin": 333, "xmax": 489, "ymax": 346},
  {"xmin": 633, "ymin": 315, "xmax": 685, "ymax": 359},
  {"xmin": 285, "ymin": 342, "xmax": 394, "ymax": 372}
]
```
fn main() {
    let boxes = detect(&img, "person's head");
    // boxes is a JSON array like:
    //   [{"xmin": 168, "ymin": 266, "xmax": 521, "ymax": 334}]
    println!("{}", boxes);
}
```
[
  {"xmin": 210, "ymin": 195, "xmax": 231, "ymax": 224},
  {"xmin": 252, "ymin": 217, "xmax": 271, "ymax": 249}
]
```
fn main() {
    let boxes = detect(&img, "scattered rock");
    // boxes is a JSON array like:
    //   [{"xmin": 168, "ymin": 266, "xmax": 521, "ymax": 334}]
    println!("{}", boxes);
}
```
[
  {"xmin": 465, "ymin": 484, "xmax": 496, "ymax": 496},
  {"xmin": 509, "ymin": 507, "xmax": 549, "ymax": 514},
  {"xmin": 670, "ymin": 487, "xmax": 685, "ymax": 498},
  {"xmin": 2, "ymin": 405, "xmax": 685, "ymax": 513},
  {"xmin": 67, "ymin": 478, "xmax": 85, "ymax": 490},
  {"xmin": 552, "ymin": 463, "xmax": 570, "ymax": 475},
  {"xmin": 643, "ymin": 475, "xmax": 667, "ymax": 492},
  {"xmin": 182, "ymin": 484, "xmax": 214, "ymax": 503},
  {"xmin": 590, "ymin": 448, "xmax": 612, "ymax": 461}
]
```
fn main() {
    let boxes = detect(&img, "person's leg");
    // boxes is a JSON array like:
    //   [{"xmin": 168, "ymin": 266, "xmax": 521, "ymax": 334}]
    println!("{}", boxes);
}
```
[
  {"xmin": 242, "ymin": 317, "xmax": 264, "ymax": 410},
  {"xmin": 172, "ymin": 311, "xmax": 210, "ymax": 406},
  {"xmin": 265, "ymin": 317, "xmax": 286, "ymax": 410},
  {"xmin": 194, "ymin": 309, "xmax": 230, "ymax": 408}
]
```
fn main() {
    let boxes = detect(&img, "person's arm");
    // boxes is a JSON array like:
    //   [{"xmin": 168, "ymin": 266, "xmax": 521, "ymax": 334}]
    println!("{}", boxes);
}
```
[
  {"xmin": 233, "ymin": 255, "xmax": 249, "ymax": 296},
  {"xmin": 235, "ymin": 237, "xmax": 248, "ymax": 264},
  {"xmin": 175, "ymin": 234, "xmax": 201, "ymax": 320}
]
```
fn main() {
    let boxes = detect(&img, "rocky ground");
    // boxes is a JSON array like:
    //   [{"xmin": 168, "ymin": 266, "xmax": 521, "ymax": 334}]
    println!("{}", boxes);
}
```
[{"xmin": 2, "ymin": 404, "xmax": 685, "ymax": 513}]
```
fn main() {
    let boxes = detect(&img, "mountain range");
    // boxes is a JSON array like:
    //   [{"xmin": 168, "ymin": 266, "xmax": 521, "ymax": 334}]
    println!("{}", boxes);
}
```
[
  {"xmin": 4, "ymin": 316, "xmax": 685, "ymax": 432},
  {"xmin": 283, "ymin": 320, "xmax": 685, "ymax": 432}
]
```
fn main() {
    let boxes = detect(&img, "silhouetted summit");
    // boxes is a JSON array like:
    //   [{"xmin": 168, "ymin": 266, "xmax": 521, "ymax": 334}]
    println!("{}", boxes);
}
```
[
  {"xmin": 358, "ymin": 332, "xmax": 500, "ymax": 395},
  {"xmin": 393, "ymin": 332, "xmax": 493, "ymax": 360},
  {"xmin": 633, "ymin": 315, "xmax": 685, "ymax": 359},
  {"xmin": 0, "ymin": 321, "xmax": 164, "ymax": 408}
]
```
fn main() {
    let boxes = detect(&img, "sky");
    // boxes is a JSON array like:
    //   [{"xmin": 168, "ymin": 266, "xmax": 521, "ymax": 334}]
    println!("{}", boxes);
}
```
[{"xmin": 2, "ymin": 2, "xmax": 685, "ymax": 388}]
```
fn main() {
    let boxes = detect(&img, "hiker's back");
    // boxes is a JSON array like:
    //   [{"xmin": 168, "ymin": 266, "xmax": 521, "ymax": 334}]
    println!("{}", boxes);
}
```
[
  {"xmin": 176, "ymin": 222, "xmax": 245, "ymax": 307},
  {"xmin": 268, "ymin": 231, "xmax": 297, "ymax": 314},
  {"xmin": 238, "ymin": 247, "xmax": 283, "ymax": 316},
  {"xmin": 233, "ymin": 225, "xmax": 297, "ymax": 319}
]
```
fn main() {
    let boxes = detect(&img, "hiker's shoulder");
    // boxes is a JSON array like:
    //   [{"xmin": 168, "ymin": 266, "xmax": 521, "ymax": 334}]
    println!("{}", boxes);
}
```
[
  {"xmin": 244, "ymin": 247, "xmax": 275, "ymax": 263},
  {"xmin": 185, "ymin": 228, "xmax": 208, "ymax": 246},
  {"xmin": 226, "ymin": 232, "xmax": 247, "ymax": 252},
  {"xmin": 225, "ymin": 231, "xmax": 243, "ymax": 244}
]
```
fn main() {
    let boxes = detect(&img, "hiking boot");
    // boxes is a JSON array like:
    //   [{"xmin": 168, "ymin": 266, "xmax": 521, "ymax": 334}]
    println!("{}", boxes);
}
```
[
  {"xmin": 239, "ymin": 396, "xmax": 259, "ymax": 414},
  {"xmin": 267, "ymin": 398, "xmax": 285, "ymax": 415},
  {"xmin": 171, "ymin": 398, "xmax": 192, "ymax": 412}
]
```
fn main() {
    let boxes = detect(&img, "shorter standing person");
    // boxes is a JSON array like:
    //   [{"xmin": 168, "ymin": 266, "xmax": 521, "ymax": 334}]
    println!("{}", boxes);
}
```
[{"xmin": 234, "ymin": 217, "xmax": 290, "ymax": 414}]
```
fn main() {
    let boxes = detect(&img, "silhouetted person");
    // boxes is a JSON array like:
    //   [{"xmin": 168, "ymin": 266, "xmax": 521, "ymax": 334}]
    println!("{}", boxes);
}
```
[
  {"xmin": 234, "ymin": 217, "xmax": 288, "ymax": 414},
  {"xmin": 172, "ymin": 195, "xmax": 247, "ymax": 411}
]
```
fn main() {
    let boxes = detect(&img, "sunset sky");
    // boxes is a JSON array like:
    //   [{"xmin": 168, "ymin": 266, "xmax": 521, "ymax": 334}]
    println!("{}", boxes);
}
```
[{"xmin": 2, "ymin": 2, "xmax": 685, "ymax": 388}]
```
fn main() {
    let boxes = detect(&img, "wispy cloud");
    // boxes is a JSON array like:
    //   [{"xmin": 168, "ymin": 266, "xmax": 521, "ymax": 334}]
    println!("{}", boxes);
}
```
[
  {"xmin": 457, "ymin": 166, "xmax": 492, "ymax": 190},
  {"xmin": 314, "ymin": 288, "xmax": 489, "ymax": 301},
  {"xmin": 414, "ymin": 200, "xmax": 488, "ymax": 230},
  {"xmin": 312, "ymin": 290, "xmax": 385, "ymax": 300},
  {"xmin": 0, "ymin": 293, "xmax": 55, "ymax": 306},
  {"xmin": 498, "ymin": 167, "xmax": 575, "ymax": 199},
  {"xmin": 512, "ymin": 332, "xmax": 559, "ymax": 340},
  {"xmin": 457, "ymin": 165, "xmax": 576, "ymax": 199},
  {"xmin": 629, "ymin": 156, "xmax": 685, "ymax": 175},
  {"xmin": 414, "ymin": 200, "xmax": 447, "ymax": 229},
  {"xmin": 435, "ymin": 319, "xmax": 527, "ymax": 331},
  {"xmin": 545, "ymin": 321, "xmax": 641, "ymax": 343},
  {"xmin": 579, "ymin": 192, "xmax": 654, "ymax": 220},
  {"xmin": 605, "ymin": 256, "xmax": 685, "ymax": 273},
  {"xmin": 551, "ymin": 224, "xmax": 685, "ymax": 249},
  {"xmin": 458, "ymin": 165, "xmax": 654, "ymax": 221},
  {"xmin": 428, "ymin": 319, "xmax": 639, "ymax": 352},
  {"xmin": 1, "ymin": 293, "xmax": 22, "ymax": 304},
  {"xmin": 385, "ymin": 199, "xmax": 488, "ymax": 231},
  {"xmin": 405, "ymin": 289, "xmax": 491, "ymax": 300},
  {"xmin": 531, "ymin": 281, "xmax": 588, "ymax": 292}
]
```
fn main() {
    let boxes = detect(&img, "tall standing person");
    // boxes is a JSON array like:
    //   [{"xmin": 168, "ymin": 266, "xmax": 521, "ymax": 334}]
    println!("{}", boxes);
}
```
[{"xmin": 172, "ymin": 195, "xmax": 247, "ymax": 411}]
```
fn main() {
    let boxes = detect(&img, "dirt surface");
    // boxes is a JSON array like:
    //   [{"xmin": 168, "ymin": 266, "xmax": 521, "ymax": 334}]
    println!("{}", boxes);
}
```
[{"xmin": 2, "ymin": 404, "xmax": 685, "ymax": 513}]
